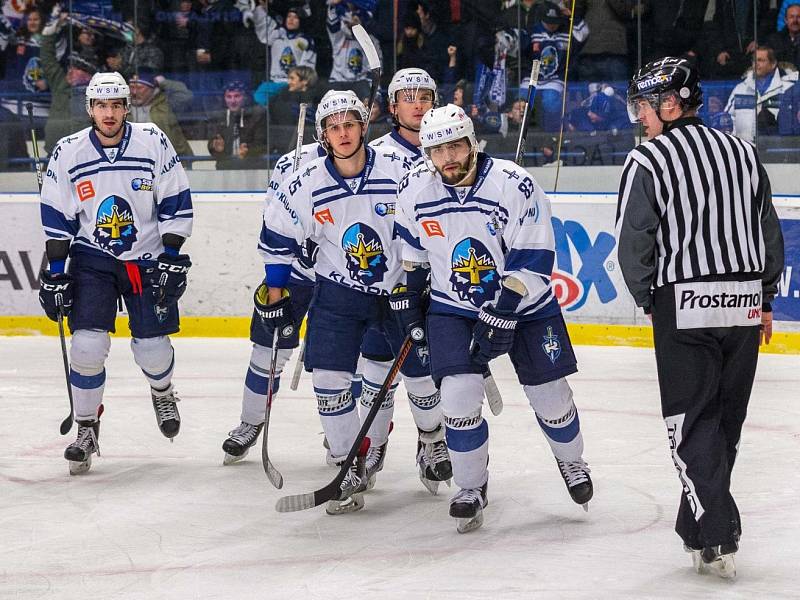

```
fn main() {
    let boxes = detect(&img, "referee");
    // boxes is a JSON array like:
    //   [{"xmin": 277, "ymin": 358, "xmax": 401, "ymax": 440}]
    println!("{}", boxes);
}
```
[{"xmin": 616, "ymin": 57, "xmax": 785, "ymax": 579}]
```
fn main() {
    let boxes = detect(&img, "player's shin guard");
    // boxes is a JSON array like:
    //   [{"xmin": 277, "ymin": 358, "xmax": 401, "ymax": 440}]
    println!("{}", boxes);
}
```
[
  {"xmin": 405, "ymin": 375, "xmax": 442, "ymax": 433},
  {"xmin": 358, "ymin": 359, "xmax": 397, "ymax": 447},
  {"xmin": 240, "ymin": 343, "xmax": 292, "ymax": 425},
  {"xmin": 314, "ymin": 369, "xmax": 360, "ymax": 461},
  {"xmin": 69, "ymin": 330, "xmax": 110, "ymax": 421},
  {"xmin": 441, "ymin": 374, "xmax": 488, "ymax": 491},
  {"xmin": 131, "ymin": 336, "xmax": 175, "ymax": 390}
]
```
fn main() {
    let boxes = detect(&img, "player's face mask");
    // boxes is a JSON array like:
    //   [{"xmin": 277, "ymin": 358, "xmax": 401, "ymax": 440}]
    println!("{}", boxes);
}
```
[
  {"xmin": 391, "ymin": 87, "xmax": 435, "ymax": 131},
  {"xmin": 322, "ymin": 111, "xmax": 366, "ymax": 159}
]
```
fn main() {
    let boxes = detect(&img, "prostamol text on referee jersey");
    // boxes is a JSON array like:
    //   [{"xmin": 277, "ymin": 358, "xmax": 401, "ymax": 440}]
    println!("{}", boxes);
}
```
[{"xmin": 674, "ymin": 280, "xmax": 762, "ymax": 329}]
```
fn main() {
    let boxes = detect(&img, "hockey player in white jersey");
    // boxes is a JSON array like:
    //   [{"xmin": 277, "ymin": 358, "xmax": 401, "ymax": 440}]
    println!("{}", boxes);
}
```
[
  {"xmin": 37, "ymin": 72, "xmax": 193, "ymax": 475},
  {"xmin": 392, "ymin": 104, "xmax": 593, "ymax": 532},
  {"xmin": 221, "ymin": 141, "xmax": 326, "ymax": 464},
  {"xmin": 258, "ymin": 90, "xmax": 439, "ymax": 513}
]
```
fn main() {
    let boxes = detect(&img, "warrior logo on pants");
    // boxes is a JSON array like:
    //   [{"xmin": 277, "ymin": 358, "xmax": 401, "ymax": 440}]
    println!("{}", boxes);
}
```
[
  {"xmin": 342, "ymin": 222, "xmax": 388, "ymax": 286},
  {"xmin": 93, "ymin": 195, "xmax": 138, "ymax": 256},
  {"xmin": 449, "ymin": 237, "xmax": 500, "ymax": 308}
]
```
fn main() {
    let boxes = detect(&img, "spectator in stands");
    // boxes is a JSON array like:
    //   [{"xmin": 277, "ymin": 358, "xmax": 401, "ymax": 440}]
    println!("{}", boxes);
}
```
[
  {"xmin": 705, "ymin": 94, "xmax": 735, "ymax": 133},
  {"xmin": 251, "ymin": 4, "xmax": 316, "ymax": 83},
  {"xmin": 120, "ymin": 24, "xmax": 165, "ymax": 76},
  {"xmin": 576, "ymin": 0, "xmax": 639, "ymax": 83},
  {"xmin": 531, "ymin": 2, "xmax": 588, "ymax": 131},
  {"xmin": 326, "ymin": 0, "xmax": 383, "ymax": 98},
  {"xmin": 725, "ymin": 45, "xmax": 797, "ymax": 141},
  {"xmin": 1, "ymin": 8, "xmax": 49, "ymax": 115},
  {"xmin": 767, "ymin": 3, "xmax": 800, "ymax": 69},
  {"xmin": 268, "ymin": 65, "xmax": 319, "ymax": 123},
  {"xmin": 495, "ymin": 0, "xmax": 549, "ymax": 88},
  {"xmin": 73, "ymin": 23, "xmax": 101, "ymax": 72},
  {"xmin": 396, "ymin": 10, "xmax": 428, "ymax": 71},
  {"xmin": 701, "ymin": 0, "xmax": 774, "ymax": 80},
  {"xmin": 127, "ymin": 69, "xmax": 194, "ymax": 158},
  {"xmin": 415, "ymin": 0, "xmax": 451, "ymax": 82},
  {"xmin": 641, "ymin": 0, "xmax": 708, "ymax": 65},
  {"xmin": 208, "ymin": 79, "xmax": 267, "ymax": 169},
  {"xmin": 778, "ymin": 77, "xmax": 800, "ymax": 133},
  {"xmin": 362, "ymin": 89, "xmax": 392, "ymax": 136},
  {"xmin": 154, "ymin": 0, "xmax": 194, "ymax": 73},
  {"xmin": 39, "ymin": 12, "xmax": 97, "ymax": 153},
  {"xmin": 567, "ymin": 84, "xmax": 629, "ymax": 134}
]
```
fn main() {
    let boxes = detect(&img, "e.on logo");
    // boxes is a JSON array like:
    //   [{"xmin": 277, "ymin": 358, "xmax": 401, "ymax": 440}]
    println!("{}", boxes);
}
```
[
  {"xmin": 421, "ymin": 219, "xmax": 444, "ymax": 237},
  {"xmin": 76, "ymin": 180, "xmax": 95, "ymax": 202}
]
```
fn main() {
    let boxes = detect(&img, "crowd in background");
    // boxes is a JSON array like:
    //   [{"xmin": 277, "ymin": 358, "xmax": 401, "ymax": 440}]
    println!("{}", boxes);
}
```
[{"xmin": 0, "ymin": 0, "xmax": 798, "ymax": 170}]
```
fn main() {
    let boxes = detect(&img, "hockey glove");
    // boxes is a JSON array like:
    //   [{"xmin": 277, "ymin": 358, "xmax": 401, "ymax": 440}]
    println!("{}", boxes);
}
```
[
  {"xmin": 389, "ymin": 285, "xmax": 427, "ymax": 347},
  {"xmin": 470, "ymin": 305, "xmax": 518, "ymax": 365},
  {"xmin": 39, "ymin": 270, "xmax": 74, "ymax": 322},
  {"xmin": 297, "ymin": 238, "xmax": 319, "ymax": 270},
  {"xmin": 151, "ymin": 253, "xmax": 192, "ymax": 307},
  {"xmin": 254, "ymin": 284, "xmax": 296, "ymax": 338}
]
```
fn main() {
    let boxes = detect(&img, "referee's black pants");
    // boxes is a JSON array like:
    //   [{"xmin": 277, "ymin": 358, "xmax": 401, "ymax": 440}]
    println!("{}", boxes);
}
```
[{"xmin": 652, "ymin": 283, "xmax": 760, "ymax": 550}]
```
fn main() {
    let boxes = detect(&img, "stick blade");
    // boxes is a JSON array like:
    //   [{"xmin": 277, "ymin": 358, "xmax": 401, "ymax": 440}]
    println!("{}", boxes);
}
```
[
  {"xmin": 59, "ymin": 416, "xmax": 73, "ymax": 435},
  {"xmin": 265, "ymin": 461, "xmax": 284, "ymax": 489},
  {"xmin": 530, "ymin": 59, "xmax": 541, "ymax": 87},
  {"xmin": 483, "ymin": 372, "xmax": 504, "ymax": 416},
  {"xmin": 352, "ymin": 24, "xmax": 380, "ymax": 71}
]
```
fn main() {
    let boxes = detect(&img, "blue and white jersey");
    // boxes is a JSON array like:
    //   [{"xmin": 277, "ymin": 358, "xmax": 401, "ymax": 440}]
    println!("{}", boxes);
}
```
[
  {"xmin": 262, "ymin": 146, "xmax": 412, "ymax": 296},
  {"xmin": 264, "ymin": 15, "xmax": 317, "ymax": 82},
  {"xmin": 40, "ymin": 122, "xmax": 192, "ymax": 261},
  {"xmin": 370, "ymin": 129, "xmax": 422, "ymax": 169},
  {"xmin": 395, "ymin": 154, "xmax": 560, "ymax": 320},
  {"xmin": 531, "ymin": 20, "xmax": 588, "ymax": 90},
  {"xmin": 259, "ymin": 142, "xmax": 327, "ymax": 285},
  {"xmin": 326, "ymin": 3, "xmax": 382, "ymax": 82}
]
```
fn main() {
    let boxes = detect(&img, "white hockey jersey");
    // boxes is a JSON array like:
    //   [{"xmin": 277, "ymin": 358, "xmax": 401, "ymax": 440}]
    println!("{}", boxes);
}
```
[
  {"xmin": 262, "ymin": 146, "xmax": 412, "ymax": 296},
  {"xmin": 395, "ymin": 154, "xmax": 560, "ymax": 319},
  {"xmin": 258, "ymin": 142, "xmax": 327, "ymax": 285},
  {"xmin": 370, "ymin": 129, "xmax": 423, "ymax": 169},
  {"xmin": 263, "ymin": 14, "xmax": 317, "ymax": 82},
  {"xmin": 40, "ymin": 122, "xmax": 193, "ymax": 262},
  {"xmin": 326, "ymin": 4, "xmax": 382, "ymax": 82}
]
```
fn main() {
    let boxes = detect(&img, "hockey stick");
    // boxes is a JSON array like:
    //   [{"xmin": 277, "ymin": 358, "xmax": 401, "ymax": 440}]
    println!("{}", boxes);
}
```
[
  {"xmin": 352, "ymin": 24, "xmax": 381, "ymax": 141},
  {"xmin": 27, "ymin": 103, "xmax": 75, "ymax": 435},
  {"xmin": 261, "ymin": 103, "xmax": 309, "ymax": 486},
  {"xmin": 276, "ymin": 335, "xmax": 412, "ymax": 512},
  {"xmin": 514, "ymin": 59, "xmax": 541, "ymax": 166},
  {"xmin": 553, "ymin": 0, "xmax": 577, "ymax": 192}
]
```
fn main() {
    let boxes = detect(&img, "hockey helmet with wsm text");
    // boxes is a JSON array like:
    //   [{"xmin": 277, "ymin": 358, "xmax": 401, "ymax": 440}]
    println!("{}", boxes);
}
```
[
  {"xmin": 314, "ymin": 89, "xmax": 369, "ymax": 143},
  {"xmin": 626, "ymin": 57, "xmax": 702, "ymax": 123},
  {"xmin": 85, "ymin": 71, "xmax": 130, "ymax": 115},
  {"xmin": 387, "ymin": 68, "xmax": 437, "ymax": 104},
  {"xmin": 418, "ymin": 104, "xmax": 478, "ymax": 185}
]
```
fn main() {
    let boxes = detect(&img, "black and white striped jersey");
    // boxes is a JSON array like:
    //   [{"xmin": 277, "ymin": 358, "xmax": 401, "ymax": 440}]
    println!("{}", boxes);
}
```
[{"xmin": 615, "ymin": 117, "xmax": 784, "ymax": 310}]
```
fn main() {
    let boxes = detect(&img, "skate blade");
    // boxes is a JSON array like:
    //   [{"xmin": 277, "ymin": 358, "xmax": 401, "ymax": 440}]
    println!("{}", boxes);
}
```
[
  {"xmin": 456, "ymin": 508, "xmax": 484, "ymax": 534},
  {"xmin": 325, "ymin": 493, "xmax": 365, "ymax": 515},
  {"xmin": 223, "ymin": 448, "xmax": 249, "ymax": 465},
  {"xmin": 365, "ymin": 474, "xmax": 376, "ymax": 491},
  {"xmin": 68, "ymin": 456, "xmax": 92, "ymax": 476},
  {"xmin": 419, "ymin": 475, "xmax": 441, "ymax": 496},
  {"xmin": 582, "ymin": 502, "xmax": 589, "ymax": 512},
  {"xmin": 706, "ymin": 555, "xmax": 736, "ymax": 579},
  {"xmin": 689, "ymin": 550, "xmax": 704, "ymax": 574}
]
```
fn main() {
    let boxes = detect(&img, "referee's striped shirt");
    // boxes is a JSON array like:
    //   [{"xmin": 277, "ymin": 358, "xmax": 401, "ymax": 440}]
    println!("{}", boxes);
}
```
[{"xmin": 615, "ymin": 117, "xmax": 784, "ymax": 310}]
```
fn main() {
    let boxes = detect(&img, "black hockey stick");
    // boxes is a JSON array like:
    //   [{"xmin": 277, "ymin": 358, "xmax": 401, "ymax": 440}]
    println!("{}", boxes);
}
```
[
  {"xmin": 261, "ymin": 102, "xmax": 309, "ymax": 487},
  {"xmin": 514, "ymin": 59, "xmax": 541, "ymax": 166},
  {"xmin": 27, "ymin": 103, "xmax": 75, "ymax": 435},
  {"xmin": 352, "ymin": 24, "xmax": 382, "ymax": 141},
  {"xmin": 275, "ymin": 335, "xmax": 413, "ymax": 512}
]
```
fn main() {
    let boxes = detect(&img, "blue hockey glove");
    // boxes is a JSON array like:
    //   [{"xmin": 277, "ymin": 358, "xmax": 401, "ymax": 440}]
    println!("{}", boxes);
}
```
[{"xmin": 470, "ymin": 305, "xmax": 518, "ymax": 365}]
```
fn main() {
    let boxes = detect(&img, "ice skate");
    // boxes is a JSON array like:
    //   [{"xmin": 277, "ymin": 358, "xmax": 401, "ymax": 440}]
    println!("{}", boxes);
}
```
[
  {"xmin": 417, "ymin": 425, "xmax": 452, "ymax": 495},
  {"xmin": 151, "ymin": 384, "xmax": 181, "ymax": 440},
  {"xmin": 701, "ymin": 543, "xmax": 737, "ymax": 579},
  {"xmin": 222, "ymin": 422, "xmax": 263, "ymax": 465},
  {"xmin": 556, "ymin": 457, "xmax": 593, "ymax": 510},
  {"xmin": 683, "ymin": 544, "xmax": 704, "ymax": 574},
  {"xmin": 64, "ymin": 420, "xmax": 100, "ymax": 475},
  {"xmin": 364, "ymin": 441, "xmax": 388, "ymax": 491},
  {"xmin": 326, "ymin": 459, "xmax": 366, "ymax": 515},
  {"xmin": 449, "ymin": 483, "xmax": 488, "ymax": 533}
]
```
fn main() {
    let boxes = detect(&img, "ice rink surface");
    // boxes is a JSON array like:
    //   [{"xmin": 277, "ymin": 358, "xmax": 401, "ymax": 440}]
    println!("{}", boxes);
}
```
[{"xmin": 1, "ymin": 337, "xmax": 798, "ymax": 600}]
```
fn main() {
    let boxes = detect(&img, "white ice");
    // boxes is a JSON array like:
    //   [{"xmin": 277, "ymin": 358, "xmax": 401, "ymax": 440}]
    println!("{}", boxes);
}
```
[{"xmin": 1, "ymin": 338, "xmax": 798, "ymax": 599}]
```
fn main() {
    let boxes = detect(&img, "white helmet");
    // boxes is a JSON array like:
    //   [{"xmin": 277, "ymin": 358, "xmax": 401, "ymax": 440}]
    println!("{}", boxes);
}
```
[
  {"xmin": 85, "ymin": 71, "xmax": 130, "ymax": 115},
  {"xmin": 419, "ymin": 103, "xmax": 476, "ymax": 150},
  {"xmin": 314, "ymin": 89, "xmax": 369, "ymax": 142},
  {"xmin": 387, "ymin": 68, "xmax": 437, "ymax": 104}
]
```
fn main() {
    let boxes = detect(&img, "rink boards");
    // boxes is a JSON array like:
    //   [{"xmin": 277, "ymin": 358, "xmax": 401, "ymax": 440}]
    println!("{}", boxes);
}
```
[{"xmin": 1, "ymin": 192, "xmax": 799, "ymax": 353}]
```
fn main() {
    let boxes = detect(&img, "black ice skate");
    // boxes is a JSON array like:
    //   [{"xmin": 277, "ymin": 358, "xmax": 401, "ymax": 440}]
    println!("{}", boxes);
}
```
[
  {"xmin": 556, "ymin": 457, "xmax": 593, "ymax": 511},
  {"xmin": 222, "ymin": 422, "xmax": 263, "ymax": 465},
  {"xmin": 326, "ymin": 456, "xmax": 367, "ymax": 515},
  {"xmin": 417, "ymin": 425, "xmax": 452, "ymax": 495},
  {"xmin": 364, "ymin": 441, "xmax": 387, "ymax": 491},
  {"xmin": 151, "ymin": 384, "xmax": 181, "ymax": 440},
  {"xmin": 64, "ymin": 419, "xmax": 100, "ymax": 475},
  {"xmin": 449, "ymin": 482, "xmax": 488, "ymax": 533}
]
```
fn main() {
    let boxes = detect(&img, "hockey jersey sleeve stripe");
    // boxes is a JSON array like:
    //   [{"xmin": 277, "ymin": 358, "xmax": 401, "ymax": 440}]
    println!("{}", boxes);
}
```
[
  {"xmin": 394, "ymin": 222, "xmax": 425, "ymax": 251},
  {"xmin": 40, "ymin": 204, "xmax": 79, "ymax": 238},
  {"xmin": 157, "ymin": 189, "xmax": 193, "ymax": 221},
  {"xmin": 69, "ymin": 165, "xmax": 154, "ymax": 184},
  {"xmin": 504, "ymin": 248, "xmax": 555, "ymax": 275},
  {"xmin": 517, "ymin": 291, "xmax": 556, "ymax": 315},
  {"xmin": 261, "ymin": 227, "xmax": 301, "ymax": 256}
]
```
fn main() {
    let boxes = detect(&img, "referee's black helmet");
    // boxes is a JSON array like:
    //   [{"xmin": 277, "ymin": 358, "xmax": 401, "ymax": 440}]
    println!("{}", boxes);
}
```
[{"xmin": 626, "ymin": 57, "xmax": 703, "ymax": 123}]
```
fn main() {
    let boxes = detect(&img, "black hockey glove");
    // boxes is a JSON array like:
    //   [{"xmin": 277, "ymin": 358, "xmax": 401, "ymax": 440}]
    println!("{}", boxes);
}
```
[
  {"xmin": 297, "ymin": 238, "xmax": 319, "ymax": 270},
  {"xmin": 254, "ymin": 283, "xmax": 296, "ymax": 338},
  {"xmin": 150, "ymin": 253, "xmax": 191, "ymax": 307},
  {"xmin": 389, "ymin": 285, "xmax": 427, "ymax": 347},
  {"xmin": 470, "ymin": 305, "xmax": 518, "ymax": 365},
  {"xmin": 39, "ymin": 270, "xmax": 74, "ymax": 322}
]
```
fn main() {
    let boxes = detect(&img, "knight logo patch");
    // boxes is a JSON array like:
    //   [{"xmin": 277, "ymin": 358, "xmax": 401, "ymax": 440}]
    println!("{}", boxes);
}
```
[
  {"xmin": 93, "ymin": 195, "xmax": 138, "ymax": 256},
  {"xmin": 449, "ymin": 238, "xmax": 500, "ymax": 308},
  {"xmin": 541, "ymin": 325, "xmax": 561, "ymax": 364},
  {"xmin": 342, "ymin": 222, "xmax": 388, "ymax": 286}
]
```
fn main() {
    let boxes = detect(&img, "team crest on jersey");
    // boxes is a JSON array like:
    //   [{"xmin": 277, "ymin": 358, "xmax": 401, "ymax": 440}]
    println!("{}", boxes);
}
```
[
  {"xmin": 131, "ymin": 178, "xmax": 153, "ymax": 192},
  {"xmin": 279, "ymin": 47, "xmax": 296, "ymax": 73},
  {"xmin": 342, "ymin": 222, "xmax": 388, "ymax": 286},
  {"xmin": 374, "ymin": 202, "xmax": 395, "ymax": 217},
  {"xmin": 541, "ymin": 325, "xmax": 561, "ymax": 364},
  {"xmin": 540, "ymin": 46, "xmax": 559, "ymax": 79},
  {"xmin": 23, "ymin": 57, "xmax": 44, "ymax": 93},
  {"xmin": 449, "ymin": 238, "xmax": 500, "ymax": 308},
  {"xmin": 347, "ymin": 48, "xmax": 364, "ymax": 74},
  {"xmin": 93, "ymin": 195, "xmax": 138, "ymax": 256}
]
